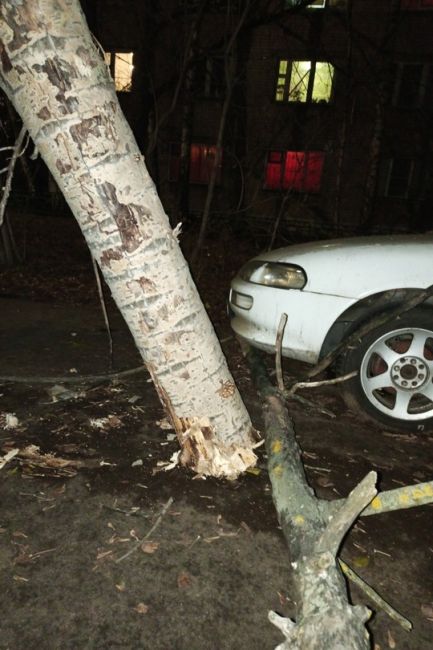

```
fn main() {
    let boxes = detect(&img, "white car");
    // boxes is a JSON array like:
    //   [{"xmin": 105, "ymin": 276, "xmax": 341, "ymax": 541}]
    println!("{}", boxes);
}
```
[{"xmin": 229, "ymin": 235, "xmax": 433, "ymax": 432}]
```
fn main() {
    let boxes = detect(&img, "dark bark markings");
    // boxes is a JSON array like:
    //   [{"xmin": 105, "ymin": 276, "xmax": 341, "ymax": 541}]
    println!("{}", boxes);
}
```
[
  {"xmin": 0, "ymin": 3, "xmax": 37, "ymax": 52},
  {"xmin": 0, "ymin": 40, "xmax": 12, "ymax": 73},
  {"xmin": 98, "ymin": 181, "xmax": 145, "ymax": 253},
  {"xmin": 32, "ymin": 57, "xmax": 79, "ymax": 114},
  {"xmin": 69, "ymin": 113, "xmax": 116, "ymax": 158}
]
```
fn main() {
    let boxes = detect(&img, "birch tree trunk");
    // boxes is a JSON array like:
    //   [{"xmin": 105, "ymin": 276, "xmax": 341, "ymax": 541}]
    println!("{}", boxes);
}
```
[{"xmin": 0, "ymin": 0, "xmax": 256, "ymax": 478}]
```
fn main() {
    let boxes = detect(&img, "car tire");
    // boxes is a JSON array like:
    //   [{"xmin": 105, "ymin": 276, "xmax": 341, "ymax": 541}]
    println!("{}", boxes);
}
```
[{"xmin": 337, "ymin": 307, "xmax": 433, "ymax": 432}]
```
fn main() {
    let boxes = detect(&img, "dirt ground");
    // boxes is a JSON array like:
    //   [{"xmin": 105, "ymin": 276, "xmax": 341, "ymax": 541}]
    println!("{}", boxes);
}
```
[{"xmin": 0, "ymin": 215, "xmax": 432, "ymax": 650}]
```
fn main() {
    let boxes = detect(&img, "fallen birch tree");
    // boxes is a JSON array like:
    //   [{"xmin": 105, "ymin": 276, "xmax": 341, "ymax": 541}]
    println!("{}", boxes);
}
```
[{"xmin": 0, "ymin": 0, "xmax": 257, "ymax": 479}]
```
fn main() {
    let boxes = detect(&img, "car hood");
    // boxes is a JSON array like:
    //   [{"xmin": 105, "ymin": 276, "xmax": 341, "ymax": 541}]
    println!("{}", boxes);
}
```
[{"xmin": 254, "ymin": 235, "xmax": 433, "ymax": 298}]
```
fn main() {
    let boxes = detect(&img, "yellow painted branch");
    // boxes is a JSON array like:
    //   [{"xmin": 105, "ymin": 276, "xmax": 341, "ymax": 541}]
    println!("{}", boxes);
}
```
[{"xmin": 362, "ymin": 480, "xmax": 433, "ymax": 517}]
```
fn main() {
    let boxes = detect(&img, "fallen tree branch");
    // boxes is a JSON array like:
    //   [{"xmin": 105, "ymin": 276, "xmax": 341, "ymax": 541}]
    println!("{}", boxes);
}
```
[
  {"xmin": 92, "ymin": 256, "xmax": 113, "ymax": 370},
  {"xmin": 361, "ymin": 480, "xmax": 433, "ymax": 516},
  {"xmin": 245, "ymin": 345, "xmax": 372, "ymax": 649},
  {"xmin": 285, "ymin": 370, "xmax": 358, "ymax": 397},
  {"xmin": 275, "ymin": 313, "xmax": 288, "ymax": 392},
  {"xmin": 289, "ymin": 392, "xmax": 336, "ymax": 418},
  {"xmin": 339, "ymin": 559, "xmax": 412, "ymax": 631},
  {"xmin": 306, "ymin": 285, "xmax": 433, "ymax": 379},
  {"xmin": 0, "ymin": 125, "xmax": 28, "ymax": 227},
  {"xmin": 0, "ymin": 365, "xmax": 147, "ymax": 385},
  {"xmin": 115, "ymin": 496, "xmax": 174, "ymax": 563},
  {"xmin": 317, "ymin": 472, "xmax": 377, "ymax": 556}
]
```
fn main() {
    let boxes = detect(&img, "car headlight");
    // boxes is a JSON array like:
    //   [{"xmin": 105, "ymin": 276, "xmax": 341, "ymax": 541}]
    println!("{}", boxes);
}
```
[{"xmin": 239, "ymin": 261, "xmax": 307, "ymax": 289}]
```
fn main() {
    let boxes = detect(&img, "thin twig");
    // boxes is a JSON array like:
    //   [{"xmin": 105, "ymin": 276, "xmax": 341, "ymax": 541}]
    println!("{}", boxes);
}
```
[
  {"xmin": 339, "ymin": 559, "xmax": 412, "ymax": 631},
  {"xmin": 115, "ymin": 497, "xmax": 174, "ymax": 563},
  {"xmin": 285, "ymin": 370, "xmax": 358, "ymax": 397},
  {"xmin": 92, "ymin": 256, "xmax": 113, "ymax": 371},
  {"xmin": 275, "ymin": 313, "xmax": 288, "ymax": 392},
  {"xmin": 0, "ymin": 448, "xmax": 19, "ymax": 470},
  {"xmin": 0, "ymin": 365, "xmax": 146, "ymax": 385},
  {"xmin": 0, "ymin": 125, "xmax": 28, "ymax": 226},
  {"xmin": 307, "ymin": 284, "xmax": 433, "ymax": 379},
  {"xmin": 289, "ymin": 392, "xmax": 336, "ymax": 418}
]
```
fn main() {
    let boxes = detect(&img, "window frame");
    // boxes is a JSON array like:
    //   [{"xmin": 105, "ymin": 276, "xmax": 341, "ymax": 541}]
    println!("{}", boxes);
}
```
[
  {"xmin": 104, "ymin": 51, "xmax": 134, "ymax": 93},
  {"xmin": 284, "ymin": 0, "xmax": 346, "ymax": 9},
  {"xmin": 380, "ymin": 158, "xmax": 415, "ymax": 199},
  {"xmin": 169, "ymin": 142, "xmax": 223, "ymax": 186},
  {"xmin": 392, "ymin": 62, "xmax": 429, "ymax": 108},
  {"xmin": 275, "ymin": 59, "xmax": 335, "ymax": 104},
  {"xmin": 400, "ymin": 0, "xmax": 433, "ymax": 10},
  {"xmin": 195, "ymin": 56, "xmax": 224, "ymax": 99},
  {"xmin": 264, "ymin": 150, "xmax": 325, "ymax": 193}
]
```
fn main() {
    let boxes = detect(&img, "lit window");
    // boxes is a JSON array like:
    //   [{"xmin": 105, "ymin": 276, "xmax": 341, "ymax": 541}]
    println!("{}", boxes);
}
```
[
  {"xmin": 284, "ymin": 0, "xmax": 346, "ymax": 8},
  {"xmin": 104, "ymin": 52, "xmax": 134, "ymax": 92},
  {"xmin": 380, "ymin": 159, "xmax": 414, "ymax": 198},
  {"xmin": 392, "ymin": 63, "xmax": 429, "ymax": 108},
  {"xmin": 265, "ymin": 151, "xmax": 324, "ymax": 193},
  {"xmin": 169, "ymin": 143, "xmax": 223, "ymax": 185},
  {"xmin": 401, "ymin": 0, "xmax": 433, "ymax": 9},
  {"xmin": 275, "ymin": 60, "xmax": 334, "ymax": 103}
]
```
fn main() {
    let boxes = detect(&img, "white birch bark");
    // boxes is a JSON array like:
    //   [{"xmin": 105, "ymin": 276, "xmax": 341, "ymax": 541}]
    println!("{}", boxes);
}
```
[{"xmin": 0, "ymin": 0, "xmax": 256, "ymax": 477}]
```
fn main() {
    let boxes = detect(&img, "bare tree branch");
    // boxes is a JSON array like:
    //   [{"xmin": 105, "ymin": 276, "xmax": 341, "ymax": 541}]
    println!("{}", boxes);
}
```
[{"xmin": 0, "ymin": 125, "xmax": 28, "ymax": 227}]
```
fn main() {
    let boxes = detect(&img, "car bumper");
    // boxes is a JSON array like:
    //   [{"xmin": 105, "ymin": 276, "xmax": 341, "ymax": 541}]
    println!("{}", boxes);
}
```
[{"xmin": 229, "ymin": 279, "xmax": 354, "ymax": 364}]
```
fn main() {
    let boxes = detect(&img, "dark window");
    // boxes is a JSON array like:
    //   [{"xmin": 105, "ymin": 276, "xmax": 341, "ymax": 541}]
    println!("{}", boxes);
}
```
[
  {"xmin": 265, "ymin": 151, "xmax": 324, "ymax": 192},
  {"xmin": 195, "ymin": 57, "xmax": 224, "ymax": 98},
  {"xmin": 169, "ymin": 143, "xmax": 222, "ymax": 185},
  {"xmin": 401, "ymin": 0, "xmax": 433, "ymax": 9},
  {"xmin": 392, "ymin": 63, "xmax": 428, "ymax": 108},
  {"xmin": 380, "ymin": 159, "xmax": 414, "ymax": 198},
  {"xmin": 179, "ymin": 0, "xmax": 240, "ymax": 12}
]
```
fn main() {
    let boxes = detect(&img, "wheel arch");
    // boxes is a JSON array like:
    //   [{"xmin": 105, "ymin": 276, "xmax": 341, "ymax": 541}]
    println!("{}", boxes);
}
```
[{"xmin": 319, "ymin": 287, "xmax": 433, "ymax": 360}]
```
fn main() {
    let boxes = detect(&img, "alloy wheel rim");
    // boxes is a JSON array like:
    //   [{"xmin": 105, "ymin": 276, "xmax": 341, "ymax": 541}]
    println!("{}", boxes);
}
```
[{"xmin": 360, "ymin": 327, "xmax": 433, "ymax": 421}]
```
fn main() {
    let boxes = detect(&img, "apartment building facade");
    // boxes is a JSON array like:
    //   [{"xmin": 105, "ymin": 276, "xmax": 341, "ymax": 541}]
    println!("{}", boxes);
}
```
[{"xmin": 86, "ymin": 0, "xmax": 433, "ymax": 238}]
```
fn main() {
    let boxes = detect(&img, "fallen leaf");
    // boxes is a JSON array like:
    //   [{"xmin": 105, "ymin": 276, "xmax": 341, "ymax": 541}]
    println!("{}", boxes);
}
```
[
  {"xmin": 177, "ymin": 570, "xmax": 193, "ymax": 589},
  {"xmin": 13, "ymin": 575, "xmax": 29, "ymax": 582},
  {"xmin": 316, "ymin": 475, "xmax": 334, "ymax": 488},
  {"xmin": 108, "ymin": 415, "xmax": 122, "ymax": 428},
  {"xmin": 421, "ymin": 602, "xmax": 433, "ymax": 620},
  {"xmin": 4, "ymin": 413, "xmax": 19, "ymax": 429},
  {"xmin": 352, "ymin": 555, "xmax": 370, "ymax": 568},
  {"xmin": 115, "ymin": 581, "xmax": 126, "ymax": 592},
  {"xmin": 141, "ymin": 541, "xmax": 159, "ymax": 554},
  {"xmin": 387, "ymin": 629, "xmax": 396, "ymax": 648},
  {"xmin": 133, "ymin": 602, "xmax": 149, "ymax": 614},
  {"xmin": 96, "ymin": 549, "xmax": 114, "ymax": 561},
  {"xmin": 156, "ymin": 418, "xmax": 173, "ymax": 430},
  {"xmin": 240, "ymin": 521, "xmax": 252, "ymax": 535}
]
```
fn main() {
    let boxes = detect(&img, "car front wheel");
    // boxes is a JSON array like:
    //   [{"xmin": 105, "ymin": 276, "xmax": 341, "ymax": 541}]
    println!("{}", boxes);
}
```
[{"xmin": 339, "ymin": 309, "xmax": 433, "ymax": 432}]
